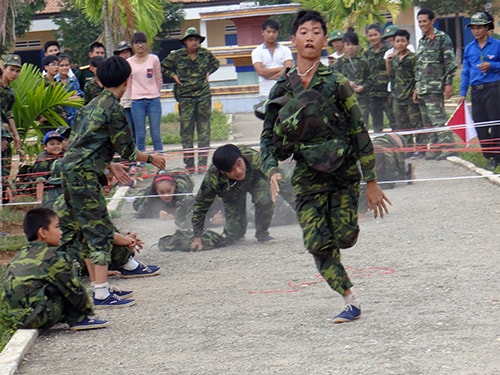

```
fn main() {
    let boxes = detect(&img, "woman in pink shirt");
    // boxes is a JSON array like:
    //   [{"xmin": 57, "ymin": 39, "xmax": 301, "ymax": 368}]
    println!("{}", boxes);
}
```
[{"xmin": 127, "ymin": 32, "xmax": 163, "ymax": 153}]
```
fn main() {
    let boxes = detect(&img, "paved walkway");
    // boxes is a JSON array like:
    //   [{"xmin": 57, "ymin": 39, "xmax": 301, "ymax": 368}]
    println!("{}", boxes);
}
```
[{"xmin": 2, "ymin": 113, "xmax": 500, "ymax": 375}]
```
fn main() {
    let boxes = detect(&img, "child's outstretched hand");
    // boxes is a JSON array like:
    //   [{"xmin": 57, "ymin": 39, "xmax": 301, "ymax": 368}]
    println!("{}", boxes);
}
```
[{"xmin": 365, "ymin": 181, "xmax": 392, "ymax": 218}]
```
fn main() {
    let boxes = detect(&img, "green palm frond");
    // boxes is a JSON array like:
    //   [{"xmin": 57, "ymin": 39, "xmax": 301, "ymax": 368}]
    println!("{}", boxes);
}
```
[{"xmin": 11, "ymin": 64, "xmax": 83, "ymax": 140}]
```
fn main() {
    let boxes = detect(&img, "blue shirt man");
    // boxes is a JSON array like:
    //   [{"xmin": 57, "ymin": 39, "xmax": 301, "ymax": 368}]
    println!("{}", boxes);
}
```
[{"xmin": 459, "ymin": 12, "xmax": 500, "ymax": 167}]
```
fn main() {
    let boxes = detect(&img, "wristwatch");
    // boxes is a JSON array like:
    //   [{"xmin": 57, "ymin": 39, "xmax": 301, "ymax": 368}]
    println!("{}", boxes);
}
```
[{"xmin": 147, "ymin": 155, "xmax": 153, "ymax": 164}]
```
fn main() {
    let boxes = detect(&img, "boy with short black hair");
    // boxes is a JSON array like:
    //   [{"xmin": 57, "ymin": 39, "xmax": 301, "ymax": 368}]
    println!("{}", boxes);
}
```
[
  {"xmin": 389, "ymin": 29, "xmax": 423, "ymax": 148},
  {"xmin": 61, "ymin": 56, "xmax": 165, "ymax": 308},
  {"xmin": 190, "ymin": 144, "xmax": 277, "ymax": 251},
  {"xmin": 260, "ymin": 10, "xmax": 391, "ymax": 323},
  {"xmin": 2, "ymin": 207, "xmax": 109, "ymax": 331}
]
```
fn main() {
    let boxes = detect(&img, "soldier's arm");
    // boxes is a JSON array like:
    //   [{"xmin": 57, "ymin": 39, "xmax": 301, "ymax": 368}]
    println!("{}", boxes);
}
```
[
  {"xmin": 260, "ymin": 86, "xmax": 282, "ymax": 179},
  {"xmin": 206, "ymin": 50, "xmax": 220, "ymax": 75},
  {"xmin": 442, "ymin": 35, "xmax": 457, "ymax": 86},
  {"xmin": 191, "ymin": 172, "xmax": 218, "ymax": 238}
]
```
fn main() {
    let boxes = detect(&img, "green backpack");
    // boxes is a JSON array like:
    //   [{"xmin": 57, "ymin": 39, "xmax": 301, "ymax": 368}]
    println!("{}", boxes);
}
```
[{"xmin": 268, "ymin": 71, "xmax": 351, "ymax": 173}]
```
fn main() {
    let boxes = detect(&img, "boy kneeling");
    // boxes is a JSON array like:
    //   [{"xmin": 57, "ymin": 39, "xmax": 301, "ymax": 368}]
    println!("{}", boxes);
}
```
[{"xmin": 2, "ymin": 208, "xmax": 109, "ymax": 331}]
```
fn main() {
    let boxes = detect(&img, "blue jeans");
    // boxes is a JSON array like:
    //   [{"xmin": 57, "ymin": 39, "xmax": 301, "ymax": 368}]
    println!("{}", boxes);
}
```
[{"xmin": 131, "ymin": 97, "xmax": 163, "ymax": 152}]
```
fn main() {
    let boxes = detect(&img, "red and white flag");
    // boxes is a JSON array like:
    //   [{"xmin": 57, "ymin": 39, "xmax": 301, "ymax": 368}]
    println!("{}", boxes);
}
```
[{"xmin": 446, "ymin": 101, "xmax": 478, "ymax": 147}]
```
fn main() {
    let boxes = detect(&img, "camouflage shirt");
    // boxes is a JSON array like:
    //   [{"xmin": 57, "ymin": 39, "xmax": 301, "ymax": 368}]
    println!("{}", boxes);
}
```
[
  {"xmin": 415, "ymin": 28, "xmax": 457, "ymax": 95},
  {"xmin": 364, "ymin": 43, "xmax": 390, "ymax": 97},
  {"xmin": 62, "ymin": 89, "xmax": 138, "ymax": 175},
  {"xmin": 31, "ymin": 151, "xmax": 63, "ymax": 184},
  {"xmin": 334, "ymin": 53, "xmax": 370, "ymax": 97},
  {"xmin": 84, "ymin": 78, "xmax": 103, "ymax": 105},
  {"xmin": 191, "ymin": 147, "xmax": 263, "ymax": 237},
  {"xmin": 260, "ymin": 65, "xmax": 377, "ymax": 197},
  {"xmin": 0, "ymin": 85, "xmax": 15, "ymax": 123},
  {"xmin": 2, "ymin": 241, "xmax": 93, "ymax": 328},
  {"xmin": 389, "ymin": 52, "xmax": 418, "ymax": 101},
  {"xmin": 161, "ymin": 47, "xmax": 220, "ymax": 99}
]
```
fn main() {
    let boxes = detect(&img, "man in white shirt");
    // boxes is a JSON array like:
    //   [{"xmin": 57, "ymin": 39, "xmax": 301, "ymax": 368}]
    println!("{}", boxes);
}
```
[{"xmin": 251, "ymin": 19, "xmax": 293, "ymax": 100}]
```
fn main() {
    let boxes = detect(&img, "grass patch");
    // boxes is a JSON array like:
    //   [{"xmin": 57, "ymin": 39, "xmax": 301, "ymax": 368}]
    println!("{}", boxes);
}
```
[
  {"xmin": 0, "ymin": 266, "xmax": 19, "ymax": 352},
  {"xmin": 147, "ymin": 110, "xmax": 231, "ymax": 146}
]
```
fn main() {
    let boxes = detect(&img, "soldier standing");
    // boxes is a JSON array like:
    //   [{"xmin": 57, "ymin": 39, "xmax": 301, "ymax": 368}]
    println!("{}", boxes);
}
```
[
  {"xmin": 389, "ymin": 29, "xmax": 423, "ymax": 149},
  {"xmin": 261, "ymin": 10, "xmax": 390, "ymax": 323},
  {"xmin": 413, "ymin": 8, "xmax": 457, "ymax": 160},
  {"xmin": 162, "ymin": 28, "xmax": 220, "ymax": 173}
]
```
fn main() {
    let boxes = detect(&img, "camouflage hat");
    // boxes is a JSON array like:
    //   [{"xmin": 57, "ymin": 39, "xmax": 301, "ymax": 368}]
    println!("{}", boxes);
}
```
[
  {"xmin": 181, "ymin": 27, "xmax": 205, "ymax": 44},
  {"xmin": 328, "ymin": 30, "xmax": 345, "ymax": 45},
  {"xmin": 3, "ymin": 54, "xmax": 22, "ymax": 68},
  {"xmin": 113, "ymin": 41, "xmax": 132, "ymax": 55},
  {"xmin": 383, "ymin": 25, "xmax": 400, "ymax": 39},
  {"xmin": 466, "ymin": 12, "xmax": 492, "ymax": 27}
]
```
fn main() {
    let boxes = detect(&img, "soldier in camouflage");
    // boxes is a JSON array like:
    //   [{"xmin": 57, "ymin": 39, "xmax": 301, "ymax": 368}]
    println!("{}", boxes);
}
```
[
  {"xmin": 190, "ymin": 144, "xmax": 277, "ymax": 251},
  {"xmin": 261, "ymin": 10, "xmax": 390, "ymax": 323},
  {"xmin": 364, "ymin": 24, "xmax": 395, "ymax": 132},
  {"xmin": 61, "ymin": 56, "xmax": 165, "ymax": 307},
  {"xmin": 2, "ymin": 208, "xmax": 109, "ymax": 331},
  {"xmin": 414, "ymin": 8, "xmax": 458, "ymax": 160},
  {"xmin": 1, "ymin": 129, "xmax": 14, "ymax": 203},
  {"xmin": 334, "ymin": 31, "xmax": 370, "ymax": 127},
  {"xmin": 389, "ymin": 29, "xmax": 424, "ymax": 148},
  {"xmin": 83, "ymin": 56, "xmax": 105, "ymax": 104},
  {"xmin": 162, "ymin": 27, "xmax": 220, "ymax": 172}
]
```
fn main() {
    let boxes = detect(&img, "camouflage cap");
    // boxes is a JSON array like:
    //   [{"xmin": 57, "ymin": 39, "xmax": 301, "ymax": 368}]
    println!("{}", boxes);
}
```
[
  {"xmin": 383, "ymin": 25, "xmax": 400, "ymax": 39},
  {"xmin": 113, "ymin": 41, "xmax": 132, "ymax": 55},
  {"xmin": 328, "ymin": 30, "xmax": 345, "ymax": 44},
  {"xmin": 466, "ymin": 12, "xmax": 492, "ymax": 27},
  {"xmin": 3, "ymin": 54, "xmax": 22, "ymax": 68},
  {"xmin": 181, "ymin": 27, "xmax": 205, "ymax": 44}
]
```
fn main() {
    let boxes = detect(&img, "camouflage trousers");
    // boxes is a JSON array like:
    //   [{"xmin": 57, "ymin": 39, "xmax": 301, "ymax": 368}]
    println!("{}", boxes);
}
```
[
  {"xmin": 178, "ymin": 95, "xmax": 211, "ymax": 168},
  {"xmin": 48, "ymin": 191, "xmax": 132, "ymax": 271},
  {"xmin": 369, "ymin": 96, "xmax": 395, "ymax": 132},
  {"xmin": 393, "ymin": 98, "xmax": 425, "ymax": 147},
  {"xmin": 222, "ymin": 177, "xmax": 274, "ymax": 242},
  {"xmin": 15, "ymin": 294, "xmax": 86, "ymax": 329},
  {"xmin": 418, "ymin": 93, "xmax": 455, "ymax": 146},
  {"xmin": 295, "ymin": 186, "xmax": 360, "ymax": 295},
  {"xmin": 62, "ymin": 171, "xmax": 114, "ymax": 266}
]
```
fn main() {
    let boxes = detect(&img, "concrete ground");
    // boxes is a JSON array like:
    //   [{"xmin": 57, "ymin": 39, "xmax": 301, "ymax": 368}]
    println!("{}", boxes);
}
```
[{"xmin": 2, "ymin": 113, "xmax": 500, "ymax": 375}]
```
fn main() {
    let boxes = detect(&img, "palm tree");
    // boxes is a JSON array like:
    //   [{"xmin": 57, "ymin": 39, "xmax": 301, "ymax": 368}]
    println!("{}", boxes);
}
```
[
  {"xmin": 11, "ymin": 64, "xmax": 83, "ymax": 142},
  {"xmin": 73, "ymin": 0, "xmax": 165, "ymax": 55},
  {"xmin": 298, "ymin": 0, "xmax": 411, "ymax": 33}
]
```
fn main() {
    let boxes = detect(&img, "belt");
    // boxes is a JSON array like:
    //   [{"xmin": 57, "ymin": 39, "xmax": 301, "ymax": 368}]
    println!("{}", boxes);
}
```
[{"xmin": 472, "ymin": 81, "xmax": 500, "ymax": 90}]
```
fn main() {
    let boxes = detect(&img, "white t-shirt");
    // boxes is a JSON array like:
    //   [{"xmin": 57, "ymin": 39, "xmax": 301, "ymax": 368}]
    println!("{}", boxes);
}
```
[{"xmin": 251, "ymin": 42, "xmax": 293, "ymax": 97}]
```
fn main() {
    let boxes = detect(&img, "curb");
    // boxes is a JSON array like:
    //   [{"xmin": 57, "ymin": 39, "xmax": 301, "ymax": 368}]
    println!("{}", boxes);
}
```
[
  {"xmin": 448, "ymin": 156, "xmax": 500, "ymax": 186},
  {"xmin": 0, "ymin": 329, "xmax": 38, "ymax": 375}
]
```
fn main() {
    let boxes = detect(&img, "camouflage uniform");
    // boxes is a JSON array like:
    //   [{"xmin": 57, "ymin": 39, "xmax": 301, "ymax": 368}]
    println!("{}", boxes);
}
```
[
  {"xmin": 75, "ymin": 65, "xmax": 94, "ymax": 91},
  {"xmin": 61, "ymin": 89, "xmax": 139, "ymax": 266},
  {"xmin": 1, "ymin": 129, "xmax": 13, "ymax": 203},
  {"xmin": 364, "ymin": 43, "xmax": 395, "ymax": 131},
  {"xmin": 389, "ymin": 52, "xmax": 424, "ymax": 146},
  {"xmin": 415, "ymin": 28, "xmax": 457, "ymax": 147},
  {"xmin": 2, "ymin": 242, "xmax": 93, "ymax": 329},
  {"xmin": 31, "ymin": 151, "xmax": 62, "ymax": 196},
  {"xmin": 161, "ymin": 47, "xmax": 220, "ymax": 169},
  {"xmin": 334, "ymin": 52, "xmax": 370, "ymax": 127},
  {"xmin": 133, "ymin": 170, "xmax": 194, "ymax": 219},
  {"xmin": 192, "ymin": 147, "xmax": 274, "ymax": 242},
  {"xmin": 260, "ymin": 65, "xmax": 377, "ymax": 296},
  {"xmin": 84, "ymin": 78, "xmax": 103, "ymax": 105},
  {"xmin": 0, "ymin": 85, "xmax": 16, "ymax": 189}
]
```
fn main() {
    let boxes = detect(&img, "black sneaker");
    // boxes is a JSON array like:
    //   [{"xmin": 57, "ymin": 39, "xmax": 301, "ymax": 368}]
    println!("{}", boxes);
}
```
[
  {"xmin": 93, "ymin": 294, "xmax": 136, "ymax": 309},
  {"xmin": 120, "ymin": 263, "xmax": 161, "ymax": 279}
]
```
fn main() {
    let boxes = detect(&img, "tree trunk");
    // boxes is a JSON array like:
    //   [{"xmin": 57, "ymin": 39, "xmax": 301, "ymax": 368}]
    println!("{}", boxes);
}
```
[{"xmin": 102, "ymin": 0, "xmax": 114, "ymax": 57}]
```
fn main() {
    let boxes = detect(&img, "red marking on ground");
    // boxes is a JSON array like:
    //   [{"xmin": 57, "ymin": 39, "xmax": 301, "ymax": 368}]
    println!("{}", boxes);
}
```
[{"xmin": 247, "ymin": 267, "xmax": 395, "ymax": 295}]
